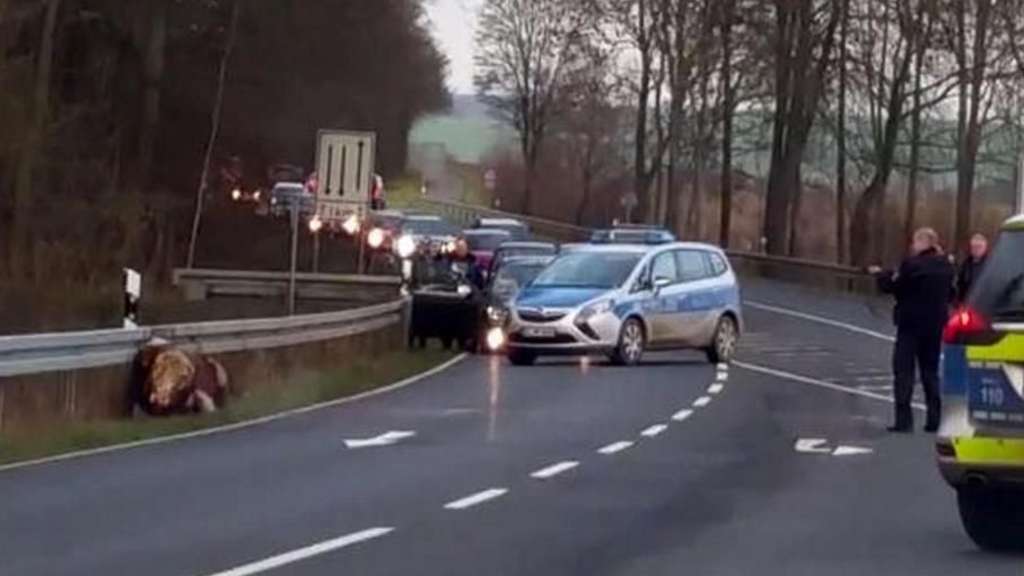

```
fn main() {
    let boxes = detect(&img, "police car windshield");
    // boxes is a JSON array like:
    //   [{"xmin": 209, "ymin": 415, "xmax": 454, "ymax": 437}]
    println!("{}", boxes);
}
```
[
  {"xmin": 532, "ymin": 252, "xmax": 642, "ymax": 289},
  {"xmin": 971, "ymin": 230, "xmax": 1024, "ymax": 320}
]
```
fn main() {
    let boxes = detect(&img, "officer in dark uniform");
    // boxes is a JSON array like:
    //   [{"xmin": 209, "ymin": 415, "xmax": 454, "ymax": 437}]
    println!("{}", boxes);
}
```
[{"xmin": 870, "ymin": 228, "xmax": 955, "ymax": 433}]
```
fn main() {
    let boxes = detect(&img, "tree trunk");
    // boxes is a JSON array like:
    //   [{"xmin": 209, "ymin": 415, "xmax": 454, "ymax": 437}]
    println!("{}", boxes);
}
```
[
  {"xmin": 633, "ymin": 0, "xmax": 652, "ymax": 223},
  {"xmin": 718, "ymin": 0, "xmax": 734, "ymax": 248},
  {"xmin": 10, "ymin": 0, "xmax": 61, "ymax": 280},
  {"xmin": 836, "ymin": 0, "xmax": 849, "ymax": 263},
  {"xmin": 956, "ymin": 0, "xmax": 991, "ymax": 250},
  {"xmin": 904, "ymin": 2, "xmax": 927, "ymax": 244},
  {"xmin": 137, "ymin": 0, "xmax": 168, "ymax": 185},
  {"xmin": 186, "ymin": 0, "xmax": 241, "ymax": 269}
]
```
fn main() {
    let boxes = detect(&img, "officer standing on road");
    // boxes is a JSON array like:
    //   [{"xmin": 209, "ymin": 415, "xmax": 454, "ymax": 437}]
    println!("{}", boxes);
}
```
[
  {"xmin": 955, "ymin": 233, "xmax": 989, "ymax": 304},
  {"xmin": 442, "ymin": 237, "xmax": 485, "ymax": 290},
  {"xmin": 869, "ymin": 228, "xmax": 955, "ymax": 433}
]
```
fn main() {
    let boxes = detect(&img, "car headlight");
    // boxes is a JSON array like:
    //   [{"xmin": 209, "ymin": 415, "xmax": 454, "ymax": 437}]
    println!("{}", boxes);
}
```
[
  {"xmin": 308, "ymin": 215, "xmax": 323, "ymax": 233},
  {"xmin": 486, "ymin": 327, "xmax": 506, "ymax": 351},
  {"xmin": 578, "ymin": 299, "xmax": 613, "ymax": 322},
  {"xmin": 341, "ymin": 214, "xmax": 361, "ymax": 236},
  {"xmin": 487, "ymin": 305, "xmax": 509, "ymax": 325},
  {"xmin": 396, "ymin": 235, "xmax": 417, "ymax": 259},
  {"xmin": 231, "ymin": 188, "xmax": 242, "ymax": 201},
  {"xmin": 367, "ymin": 228, "xmax": 385, "ymax": 249}
]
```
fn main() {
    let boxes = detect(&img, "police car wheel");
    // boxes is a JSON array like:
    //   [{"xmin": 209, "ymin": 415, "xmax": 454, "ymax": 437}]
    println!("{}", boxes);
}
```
[
  {"xmin": 611, "ymin": 319, "xmax": 645, "ymax": 366},
  {"xmin": 957, "ymin": 487, "xmax": 1024, "ymax": 552},
  {"xmin": 706, "ymin": 315, "xmax": 738, "ymax": 364},
  {"xmin": 508, "ymin": 349, "xmax": 537, "ymax": 366}
]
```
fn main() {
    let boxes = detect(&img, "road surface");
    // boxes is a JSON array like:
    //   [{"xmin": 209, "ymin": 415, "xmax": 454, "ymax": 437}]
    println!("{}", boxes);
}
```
[{"xmin": 1, "ymin": 280, "xmax": 1020, "ymax": 575}]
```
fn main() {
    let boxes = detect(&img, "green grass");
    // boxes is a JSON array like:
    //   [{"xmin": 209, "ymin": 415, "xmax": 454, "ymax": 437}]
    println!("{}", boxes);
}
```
[{"xmin": 0, "ymin": 348, "xmax": 456, "ymax": 466}]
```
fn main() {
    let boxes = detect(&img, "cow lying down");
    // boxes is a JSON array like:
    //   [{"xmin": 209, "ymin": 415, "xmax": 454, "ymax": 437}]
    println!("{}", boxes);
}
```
[{"xmin": 135, "ymin": 339, "xmax": 229, "ymax": 415}]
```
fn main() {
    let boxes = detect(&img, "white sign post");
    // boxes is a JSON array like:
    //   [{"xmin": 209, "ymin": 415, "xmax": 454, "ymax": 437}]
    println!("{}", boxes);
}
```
[{"xmin": 315, "ymin": 130, "xmax": 376, "ymax": 223}]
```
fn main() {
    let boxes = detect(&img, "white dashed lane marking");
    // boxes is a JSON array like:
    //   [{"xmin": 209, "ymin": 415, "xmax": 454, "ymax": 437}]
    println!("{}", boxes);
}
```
[
  {"xmin": 530, "ymin": 461, "xmax": 579, "ymax": 480},
  {"xmin": 203, "ymin": 527, "xmax": 394, "ymax": 576},
  {"xmin": 598, "ymin": 441, "xmax": 635, "ymax": 455},
  {"xmin": 444, "ymin": 488, "xmax": 509, "ymax": 510},
  {"xmin": 708, "ymin": 383, "xmax": 725, "ymax": 395},
  {"xmin": 717, "ymin": 371, "xmax": 729, "ymax": 381},
  {"xmin": 672, "ymin": 409, "xmax": 694, "ymax": 422},
  {"xmin": 640, "ymin": 424, "xmax": 668, "ymax": 438},
  {"xmin": 693, "ymin": 396, "xmax": 712, "ymax": 408}
]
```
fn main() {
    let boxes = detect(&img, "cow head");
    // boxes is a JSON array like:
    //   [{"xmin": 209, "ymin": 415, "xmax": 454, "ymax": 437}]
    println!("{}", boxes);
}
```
[{"xmin": 146, "ymin": 348, "xmax": 196, "ymax": 410}]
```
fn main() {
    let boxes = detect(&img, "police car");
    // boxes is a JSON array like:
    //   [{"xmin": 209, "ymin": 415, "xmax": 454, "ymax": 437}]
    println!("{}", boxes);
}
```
[
  {"xmin": 938, "ymin": 215, "xmax": 1024, "ymax": 551},
  {"xmin": 503, "ymin": 242, "xmax": 742, "ymax": 366}
]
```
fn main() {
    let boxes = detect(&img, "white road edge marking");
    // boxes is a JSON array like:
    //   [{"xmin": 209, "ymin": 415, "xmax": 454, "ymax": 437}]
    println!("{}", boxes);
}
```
[
  {"xmin": 692, "ymin": 396, "xmax": 712, "ymax": 408},
  {"xmin": 734, "ymin": 361, "xmax": 926, "ymax": 411},
  {"xmin": 0, "ymin": 354, "xmax": 470, "ymax": 474},
  {"xmin": 444, "ymin": 488, "xmax": 509, "ymax": 510},
  {"xmin": 708, "ymin": 383, "xmax": 725, "ymax": 395},
  {"xmin": 640, "ymin": 424, "xmax": 668, "ymax": 438},
  {"xmin": 531, "ymin": 461, "xmax": 580, "ymax": 479},
  {"xmin": 203, "ymin": 527, "xmax": 394, "ymax": 576},
  {"xmin": 671, "ymin": 409, "xmax": 694, "ymax": 422},
  {"xmin": 745, "ymin": 301, "xmax": 895, "ymax": 342},
  {"xmin": 598, "ymin": 441, "xmax": 634, "ymax": 455}
]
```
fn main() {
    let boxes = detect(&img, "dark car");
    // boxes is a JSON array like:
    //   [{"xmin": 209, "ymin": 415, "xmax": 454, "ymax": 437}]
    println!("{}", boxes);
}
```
[
  {"xmin": 399, "ymin": 215, "xmax": 460, "ymax": 255},
  {"xmin": 489, "ymin": 241, "xmax": 558, "ymax": 276},
  {"xmin": 269, "ymin": 182, "xmax": 315, "ymax": 217},
  {"xmin": 481, "ymin": 254, "xmax": 555, "ymax": 352},
  {"xmin": 409, "ymin": 257, "xmax": 484, "ymax": 350},
  {"xmin": 463, "ymin": 228, "xmax": 512, "ymax": 272},
  {"xmin": 473, "ymin": 217, "xmax": 531, "ymax": 241},
  {"xmin": 366, "ymin": 210, "xmax": 405, "ymax": 252}
]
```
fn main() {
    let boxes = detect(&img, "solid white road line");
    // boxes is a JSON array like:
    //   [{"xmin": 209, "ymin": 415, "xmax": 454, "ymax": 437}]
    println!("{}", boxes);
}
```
[
  {"xmin": 671, "ymin": 409, "xmax": 694, "ymax": 422},
  {"xmin": 692, "ymin": 396, "xmax": 712, "ymax": 408},
  {"xmin": 598, "ymin": 441, "xmax": 635, "ymax": 455},
  {"xmin": 734, "ymin": 361, "xmax": 925, "ymax": 411},
  {"xmin": 745, "ymin": 301, "xmax": 895, "ymax": 342},
  {"xmin": 708, "ymin": 383, "xmax": 725, "ymax": 395},
  {"xmin": 531, "ymin": 461, "xmax": 580, "ymax": 480},
  {"xmin": 0, "ymin": 354, "xmax": 470, "ymax": 474},
  {"xmin": 444, "ymin": 488, "xmax": 509, "ymax": 510},
  {"xmin": 203, "ymin": 527, "xmax": 394, "ymax": 576},
  {"xmin": 640, "ymin": 424, "xmax": 668, "ymax": 438}
]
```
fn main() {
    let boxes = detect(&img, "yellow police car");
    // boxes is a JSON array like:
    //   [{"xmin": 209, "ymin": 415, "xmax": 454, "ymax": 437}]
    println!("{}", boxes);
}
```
[{"xmin": 938, "ymin": 214, "xmax": 1024, "ymax": 551}]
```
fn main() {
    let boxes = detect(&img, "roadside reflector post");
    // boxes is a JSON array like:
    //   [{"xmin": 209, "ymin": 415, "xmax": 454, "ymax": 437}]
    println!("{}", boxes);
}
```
[
  {"xmin": 288, "ymin": 197, "xmax": 300, "ymax": 316},
  {"xmin": 123, "ymin": 268, "xmax": 142, "ymax": 328}
]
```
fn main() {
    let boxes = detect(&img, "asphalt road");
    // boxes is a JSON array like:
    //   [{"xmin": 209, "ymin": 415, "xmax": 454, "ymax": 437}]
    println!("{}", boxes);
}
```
[{"xmin": 1, "ymin": 279, "xmax": 1021, "ymax": 575}]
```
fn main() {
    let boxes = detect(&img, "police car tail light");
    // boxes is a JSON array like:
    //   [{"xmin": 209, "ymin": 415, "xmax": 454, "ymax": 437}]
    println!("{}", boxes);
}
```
[{"xmin": 943, "ymin": 307, "xmax": 990, "ymax": 345}]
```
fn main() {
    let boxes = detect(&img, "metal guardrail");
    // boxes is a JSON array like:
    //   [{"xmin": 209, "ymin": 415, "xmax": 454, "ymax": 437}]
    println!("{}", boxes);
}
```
[
  {"xmin": 0, "ymin": 299, "xmax": 406, "ymax": 378},
  {"xmin": 173, "ymin": 268, "xmax": 402, "ymax": 302}
]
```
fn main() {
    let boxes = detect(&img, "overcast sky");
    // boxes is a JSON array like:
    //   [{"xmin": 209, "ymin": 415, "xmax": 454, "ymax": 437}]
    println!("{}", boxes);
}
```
[{"xmin": 425, "ymin": 0, "xmax": 481, "ymax": 95}]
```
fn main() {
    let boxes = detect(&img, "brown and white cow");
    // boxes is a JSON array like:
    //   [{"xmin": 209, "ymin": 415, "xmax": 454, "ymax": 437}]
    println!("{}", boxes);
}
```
[{"xmin": 135, "ymin": 340, "xmax": 229, "ymax": 415}]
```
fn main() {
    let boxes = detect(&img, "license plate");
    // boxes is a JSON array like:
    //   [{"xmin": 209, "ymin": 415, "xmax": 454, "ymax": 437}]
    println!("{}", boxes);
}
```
[
  {"xmin": 968, "ymin": 364, "xmax": 1024, "ymax": 427},
  {"xmin": 522, "ymin": 326, "xmax": 556, "ymax": 339}
]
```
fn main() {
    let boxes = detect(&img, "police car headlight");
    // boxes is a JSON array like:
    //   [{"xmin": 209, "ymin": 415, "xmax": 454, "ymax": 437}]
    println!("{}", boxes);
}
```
[
  {"xmin": 396, "ymin": 235, "xmax": 417, "ymax": 259},
  {"xmin": 487, "ymin": 305, "xmax": 509, "ymax": 325},
  {"xmin": 578, "ymin": 299, "xmax": 613, "ymax": 322},
  {"xmin": 457, "ymin": 284, "xmax": 473, "ymax": 298}
]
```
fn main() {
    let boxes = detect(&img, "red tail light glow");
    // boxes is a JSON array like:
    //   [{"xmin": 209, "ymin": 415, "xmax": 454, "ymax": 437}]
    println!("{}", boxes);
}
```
[{"xmin": 943, "ymin": 307, "xmax": 990, "ymax": 344}]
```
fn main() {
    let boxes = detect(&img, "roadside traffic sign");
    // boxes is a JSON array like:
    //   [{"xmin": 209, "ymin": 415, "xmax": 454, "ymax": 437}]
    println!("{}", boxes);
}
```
[{"xmin": 315, "ymin": 130, "xmax": 376, "ymax": 221}]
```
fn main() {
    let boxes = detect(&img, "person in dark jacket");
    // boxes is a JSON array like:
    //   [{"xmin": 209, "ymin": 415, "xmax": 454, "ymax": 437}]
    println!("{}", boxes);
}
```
[
  {"xmin": 869, "ymin": 227, "xmax": 955, "ymax": 433},
  {"xmin": 955, "ymin": 233, "xmax": 989, "ymax": 304}
]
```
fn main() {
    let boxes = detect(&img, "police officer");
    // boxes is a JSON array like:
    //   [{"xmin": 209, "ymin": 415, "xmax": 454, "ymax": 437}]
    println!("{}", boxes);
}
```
[
  {"xmin": 955, "ymin": 233, "xmax": 989, "ymax": 304},
  {"xmin": 869, "ymin": 228, "xmax": 955, "ymax": 433},
  {"xmin": 443, "ymin": 237, "xmax": 485, "ymax": 290}
]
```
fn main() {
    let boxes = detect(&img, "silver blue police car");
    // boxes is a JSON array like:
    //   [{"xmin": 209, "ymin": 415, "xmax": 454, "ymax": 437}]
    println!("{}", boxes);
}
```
[{"xmin": 504, "ymin": 242, "xmax": 742, "ymax": 366}]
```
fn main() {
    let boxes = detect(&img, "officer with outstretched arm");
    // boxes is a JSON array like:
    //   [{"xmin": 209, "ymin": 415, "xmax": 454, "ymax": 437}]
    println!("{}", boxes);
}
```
[{"xmin": 869, "ymin": 227, "xmax": 955, "ymax": 433}]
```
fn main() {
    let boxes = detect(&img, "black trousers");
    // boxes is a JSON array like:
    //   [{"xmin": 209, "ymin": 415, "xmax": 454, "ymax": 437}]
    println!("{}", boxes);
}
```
[{"xmin": 892, "ymin": 326, "xmax": 943, "ymax": 428}]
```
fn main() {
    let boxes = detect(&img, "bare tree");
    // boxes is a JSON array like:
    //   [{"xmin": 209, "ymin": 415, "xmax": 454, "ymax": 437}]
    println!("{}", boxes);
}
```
[
  {"xmin": 475, "ymin": 0, "xmax": 591, "ymax": 214},
  {"xmin": 718, "ymin": 0, "xmax": 736, "ymax": 247},
  {"xmin": 185, "ymin": 0, "xmax": 241, "ymax": 270},
  {"xmin": 763, "ymin": 0, "xmax": 842, "ymax": 256}
]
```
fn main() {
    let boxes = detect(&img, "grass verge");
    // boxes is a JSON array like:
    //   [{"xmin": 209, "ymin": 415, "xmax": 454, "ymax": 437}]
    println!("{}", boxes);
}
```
[{"xmin": 0, "ymin": 348, "xmax": 457, "ymax": 467}]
